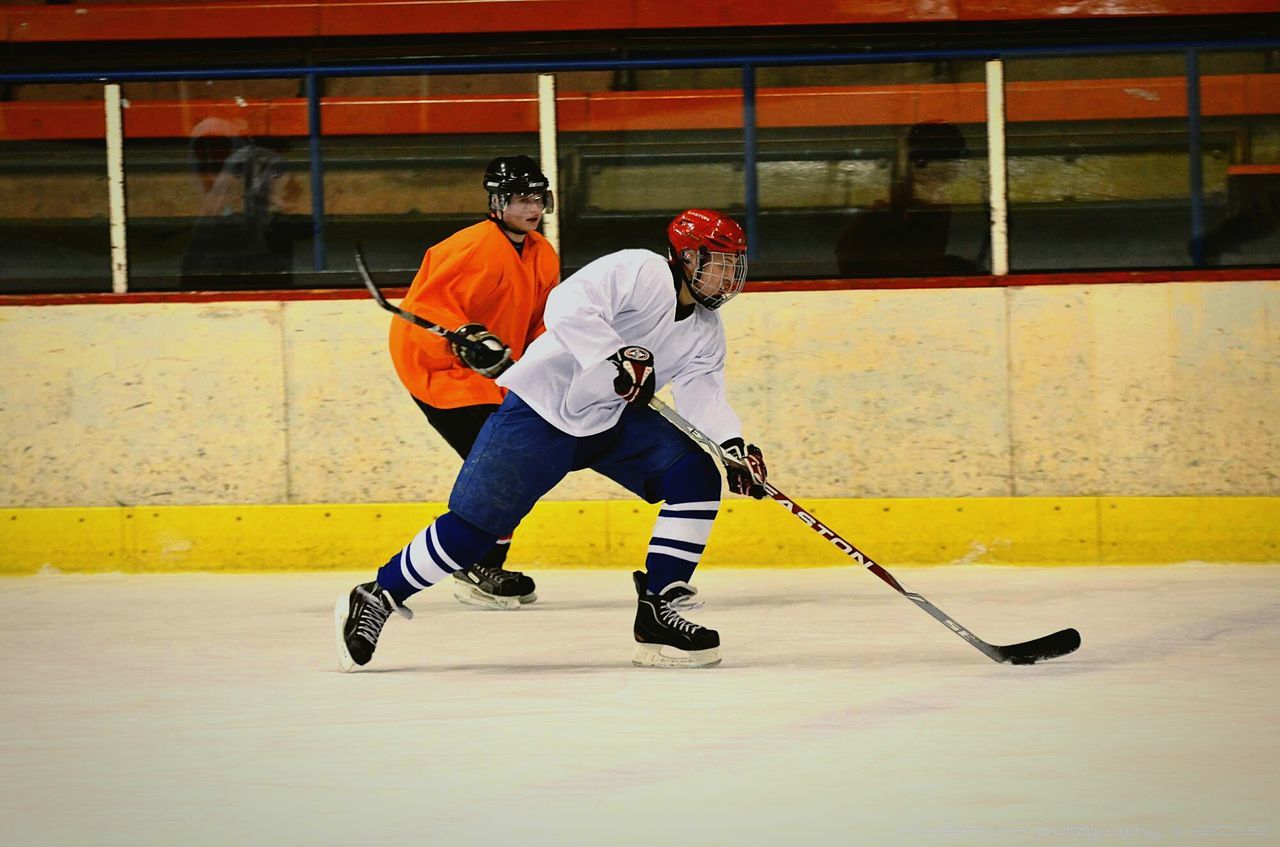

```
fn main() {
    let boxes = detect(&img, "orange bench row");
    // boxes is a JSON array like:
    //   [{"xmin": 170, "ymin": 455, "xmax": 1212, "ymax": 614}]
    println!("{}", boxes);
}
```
[
  {"xmin": 2, "ymin": 75, "xmax": 1276, "ymax": 142},
  {"xmin": 3, "ymin": 0, "xmax": 1274, "ymax": 43}
]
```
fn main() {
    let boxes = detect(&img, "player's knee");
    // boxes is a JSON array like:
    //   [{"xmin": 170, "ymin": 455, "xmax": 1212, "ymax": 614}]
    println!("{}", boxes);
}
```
[{"xmin": 659, "ymin": 449, "xmax": 722, "ymax": 505}]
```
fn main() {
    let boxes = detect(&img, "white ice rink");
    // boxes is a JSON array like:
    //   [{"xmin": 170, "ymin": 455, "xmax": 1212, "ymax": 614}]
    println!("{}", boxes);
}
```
[{"xmin": 2, "ymin": 565, "xmax": 1277, "ymax": 847}]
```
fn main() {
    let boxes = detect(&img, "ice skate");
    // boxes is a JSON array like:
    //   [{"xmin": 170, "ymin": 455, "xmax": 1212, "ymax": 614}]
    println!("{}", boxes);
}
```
[
  {"xmin": 451, "ymin": 563, "xmax": 536, "ymax": 610},
  {"xmin": 335, "ymin": 581, "xmax": 413, "ymax": 672},
  {"xmin": 631, "ymin": 571, "xmax": 721, "ymax": 668}
]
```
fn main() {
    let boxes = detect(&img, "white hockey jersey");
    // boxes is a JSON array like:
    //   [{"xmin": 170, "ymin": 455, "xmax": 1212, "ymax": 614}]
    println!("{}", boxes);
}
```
[{"xmin": 497, "ymin": 248, "xmax": 743, "ymax": 443}]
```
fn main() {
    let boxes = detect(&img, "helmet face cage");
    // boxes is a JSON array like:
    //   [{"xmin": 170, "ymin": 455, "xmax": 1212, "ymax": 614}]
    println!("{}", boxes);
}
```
[
  {"xmin": 685, "ymin": 245, "xmax": 748, "ymax": 310},
  {"xmin": 488, "ymin": 189, "xmax": 554, "ymax": 216}
]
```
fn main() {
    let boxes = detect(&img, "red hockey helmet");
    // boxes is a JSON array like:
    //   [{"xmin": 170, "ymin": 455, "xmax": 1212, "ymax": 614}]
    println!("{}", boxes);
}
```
[{"xmin": 666, "ymin": 209, "xmax": 748, "ymax": 310}]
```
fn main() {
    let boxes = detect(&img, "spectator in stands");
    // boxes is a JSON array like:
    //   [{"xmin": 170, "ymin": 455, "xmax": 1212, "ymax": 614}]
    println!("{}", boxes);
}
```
[{"xmin": 835, "ymin": 120, "xmax": 980, "ymax": 276}]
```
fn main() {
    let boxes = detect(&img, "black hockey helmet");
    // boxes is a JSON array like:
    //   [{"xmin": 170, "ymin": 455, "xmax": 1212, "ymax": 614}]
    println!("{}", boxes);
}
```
[{"xmin": 483, "ymin": 155, "xmax": 554, "ymax": 214}]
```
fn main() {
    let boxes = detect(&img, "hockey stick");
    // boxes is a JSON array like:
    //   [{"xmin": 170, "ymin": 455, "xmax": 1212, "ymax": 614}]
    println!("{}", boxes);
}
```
[
  {"xmin": 354, "ymin": 245, "xmax": 491, "ymax": 354},
  {"xmin": 647, "ymin": 396, "xmax": 1081, "ymax": 665}
]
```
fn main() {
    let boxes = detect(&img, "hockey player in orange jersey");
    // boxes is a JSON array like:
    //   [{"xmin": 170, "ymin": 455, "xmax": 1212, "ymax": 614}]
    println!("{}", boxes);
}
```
[{"xmin": 388, "ymin": 155, "xmax": 560, "ymax": 609}]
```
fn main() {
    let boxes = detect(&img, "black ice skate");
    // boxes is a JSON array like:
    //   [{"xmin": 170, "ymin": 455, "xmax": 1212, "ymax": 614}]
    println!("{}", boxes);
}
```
[
  {"xmin": 335, "ymin": 581, "xmax": 413, "ymax": 672},
  {"xmin": 451, "ymin": 563, "xmax": 537, "ymax": 610},
  {"xmin": 632, "ymin": 571, "xmax": 721, "ymax": 668}
]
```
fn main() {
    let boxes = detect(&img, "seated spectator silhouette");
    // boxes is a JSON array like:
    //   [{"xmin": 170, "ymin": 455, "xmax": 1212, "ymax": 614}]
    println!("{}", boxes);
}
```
[
  {"xmin": 1199, "ymin": 168, "xmax": 1280, "ymax": 264},
  {"xmin": 835, "ymin": 120, "xmax": 979, "ymax": 276}
]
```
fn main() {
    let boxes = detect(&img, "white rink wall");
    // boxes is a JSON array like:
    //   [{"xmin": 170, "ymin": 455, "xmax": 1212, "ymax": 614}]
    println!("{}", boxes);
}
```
[{"xmin": 2, "ymin": 280, "xmax": 1278, "ymax": 508}]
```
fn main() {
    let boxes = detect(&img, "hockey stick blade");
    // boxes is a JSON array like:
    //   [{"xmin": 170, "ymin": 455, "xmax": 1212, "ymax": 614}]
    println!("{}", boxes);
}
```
[
  {"xmin": 896, "ymin": 578, "xmax": 1080, "ymax": 664},
  {"xmin": 995, "ymin": 627, "xmax": 1081, "ymax": 665}
]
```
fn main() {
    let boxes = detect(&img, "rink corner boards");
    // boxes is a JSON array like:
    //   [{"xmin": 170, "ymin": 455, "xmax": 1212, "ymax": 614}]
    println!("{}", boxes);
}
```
[{"xmin": 1, "ymin": 496, "xmax": 1277, "ymax": 574}]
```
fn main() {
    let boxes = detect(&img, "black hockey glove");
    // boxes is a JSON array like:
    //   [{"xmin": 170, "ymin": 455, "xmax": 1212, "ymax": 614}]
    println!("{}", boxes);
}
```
[
  {"xmin": 607, "ymin": 346, "xmax": 656, "ymax": 405},
  {"xmin": 450, "ymin": 323, "xmax": 512, "ymax": 379},
  {"xmin": 721, "ymin": 437, "xmax": 768, "ymax": 499}
]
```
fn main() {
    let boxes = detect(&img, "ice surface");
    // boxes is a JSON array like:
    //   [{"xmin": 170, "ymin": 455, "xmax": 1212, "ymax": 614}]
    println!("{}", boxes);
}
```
[{"xmin": 1, "ymin": 565, "xmax": 1276, "ymax": 846}]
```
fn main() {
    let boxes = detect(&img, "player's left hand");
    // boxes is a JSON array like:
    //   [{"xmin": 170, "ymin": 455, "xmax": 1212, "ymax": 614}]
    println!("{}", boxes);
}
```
[
  {"xmin": 720, "ymin": 437, "xmax": 768, "ymax": 498},
  {"xmin": 451, "ymin": 323, "xmax": 513, "ymax": 378}
]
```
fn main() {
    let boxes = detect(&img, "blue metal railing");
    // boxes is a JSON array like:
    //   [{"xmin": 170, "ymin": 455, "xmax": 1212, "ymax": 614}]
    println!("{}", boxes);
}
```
[
  {"xmin": 3, "ymin": 36, "xmax": 1278, "ymax": 279},
  {"xmin": 305, "ymin": 73, "xmax": 326, "ymax": 271},
  {"xmin": 1186, "ymin": 50, "xmax": 1207, "ymax": 268},
  {"xmin": 741, "ymin": 63, "xmax": 759, "ymax": 262}
]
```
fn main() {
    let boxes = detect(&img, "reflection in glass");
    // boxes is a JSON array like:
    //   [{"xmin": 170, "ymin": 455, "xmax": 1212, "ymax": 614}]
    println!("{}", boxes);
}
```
[
  {"xmin": 835, "ymin": 121, "xmax": 981, "ymax": 276},
  {"xmin": 181, "ymin": 117, "xmax": 301, "ymax": 285}
]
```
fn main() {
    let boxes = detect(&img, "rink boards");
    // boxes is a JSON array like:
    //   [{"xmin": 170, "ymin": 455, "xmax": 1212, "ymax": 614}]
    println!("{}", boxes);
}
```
[
  {"xmin": 3, "ymin": 495, "xmax": 1277, "ymax": 573},
  {"xmin": 2, "ymin": 278, "xmax": 1278, "ymax": 573}
]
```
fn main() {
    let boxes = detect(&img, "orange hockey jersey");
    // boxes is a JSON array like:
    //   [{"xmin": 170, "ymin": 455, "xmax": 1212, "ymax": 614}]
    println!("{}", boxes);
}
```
[{"xmin": 389, "ymin": 220, "xmax": 560, "ymax": 409}]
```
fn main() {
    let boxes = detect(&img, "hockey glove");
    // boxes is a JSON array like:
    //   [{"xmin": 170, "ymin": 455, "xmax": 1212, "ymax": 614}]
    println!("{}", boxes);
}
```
[
  {"xmin": 721, "ymin": 437, "xmax": 768, "ymax": 499},
  {"xmin": 451, "ymin": 323, "xmax": 513, "ymax": 379},
  {"xmin": 608, "ymin": 346, "xmax": 656, "ymax": 405}
]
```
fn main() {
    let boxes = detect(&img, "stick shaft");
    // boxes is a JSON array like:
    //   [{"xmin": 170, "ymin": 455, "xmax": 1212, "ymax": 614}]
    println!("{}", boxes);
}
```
[
  {"xmin": 646, "ymin": 395, "xmax": 1010, "ymax": 662},
  {"xmin": 353, "ymin": 247, "xmax": 490, "ymax": 353}
]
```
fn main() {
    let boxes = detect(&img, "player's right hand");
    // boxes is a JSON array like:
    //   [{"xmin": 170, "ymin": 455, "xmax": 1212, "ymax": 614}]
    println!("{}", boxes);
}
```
[
  {"xmin": 451, "ymin": 323, "xmax": 512, "ymax": 378},
  {"xmin": 721, "ymin": 437, "xmax": 768, "ymax": 499},
  {"xmin": 607, "ymin": 346, "xmax": 656, "ymax": 405}
]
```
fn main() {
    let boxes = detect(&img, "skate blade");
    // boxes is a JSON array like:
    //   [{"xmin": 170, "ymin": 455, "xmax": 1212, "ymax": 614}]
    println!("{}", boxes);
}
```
[
  {"xmin": 334, "ymin": 596, "xmax": 358, "ymax": 673},
  {"xmin": 451, "ymin": 579, "xmax": 523, "ymax": 611},
  {"xmin": 632, "ymin": 642, "xmax": 722, "ymax": 669},
  {"xmin": 518, "ymin": 592, "xmax": 537, "ymax": 605}
]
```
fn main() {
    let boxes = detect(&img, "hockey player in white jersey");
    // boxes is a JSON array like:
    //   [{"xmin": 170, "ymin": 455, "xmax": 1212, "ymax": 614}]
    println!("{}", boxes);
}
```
[{"xmin": 336, "ymin": 209, "xmax": 769, "ymax": 670}]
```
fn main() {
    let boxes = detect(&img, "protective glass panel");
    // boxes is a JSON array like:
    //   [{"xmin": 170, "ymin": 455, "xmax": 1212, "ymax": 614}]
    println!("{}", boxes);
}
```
[
  {"xmin": 0, "ymin": 82, "xmax": 111, "ymax": 293},
  {"xmin": 319, "ymin": 73, "xmax": 541, "ymax": 283},
  {"xmin": 552, "ymin": 68, "xmax": 746, "ymax": 272},
  {"xmin": 1004, "ymin": 54, "xmax": 1193, "ymax": 271},
  {"xmin": 119, "ymin": 78, "xmax": 309, "ymax": 291},
  {"xmin": 756, "ymin": 62, "xmax": 991, "ymax": 278},
  {"xmin": 1197, "ymin": 50, "xmax": 1280, "ymax": 267}
]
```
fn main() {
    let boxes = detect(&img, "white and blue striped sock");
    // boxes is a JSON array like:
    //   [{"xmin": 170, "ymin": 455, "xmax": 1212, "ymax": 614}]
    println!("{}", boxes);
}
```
[
  {"xmin": 376, "ymin": 512, "xmax": 497, "ymax": 603},
  {"xmin": 645, "ymin": 499, "xmax": 719, "ymax": 593}
]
